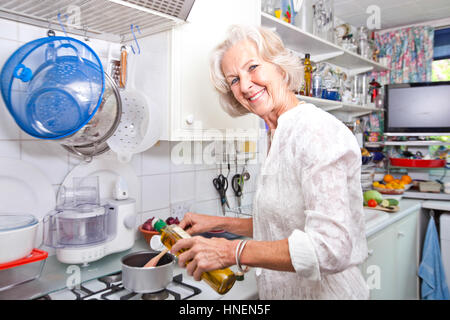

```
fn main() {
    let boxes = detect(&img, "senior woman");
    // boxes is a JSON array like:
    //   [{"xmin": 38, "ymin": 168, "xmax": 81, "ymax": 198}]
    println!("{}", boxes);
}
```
[{"xmin": 170, "ymin": 25, "xmax": 369, "ymax": 300}]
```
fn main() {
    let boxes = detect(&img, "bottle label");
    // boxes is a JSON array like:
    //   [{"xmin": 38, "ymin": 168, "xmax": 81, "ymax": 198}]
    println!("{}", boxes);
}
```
[{"xmin": 172, "ymin": 226, "xmax": 191, "ymax": 239}]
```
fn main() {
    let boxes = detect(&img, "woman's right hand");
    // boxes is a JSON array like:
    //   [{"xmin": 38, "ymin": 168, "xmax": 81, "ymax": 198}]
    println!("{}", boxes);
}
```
[{"xmin": 178, "ymin": 212, "xmax": 224, "ymax": 235}]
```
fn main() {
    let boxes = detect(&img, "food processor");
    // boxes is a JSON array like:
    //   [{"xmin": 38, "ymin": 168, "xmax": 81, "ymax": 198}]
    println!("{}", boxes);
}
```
[{"xmin": 44, "ymin": 176, "xmax": 136, "ymax": 266}]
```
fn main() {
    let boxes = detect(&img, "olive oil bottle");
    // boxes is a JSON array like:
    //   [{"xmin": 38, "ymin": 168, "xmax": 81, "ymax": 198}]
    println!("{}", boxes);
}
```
[
  {"xmin": 303, "ymin": 53, "xmax": 313, "ymax": 96},
  {"xmin": 152, "ymin": 219, "xmax": 236, "ymax": 295}
]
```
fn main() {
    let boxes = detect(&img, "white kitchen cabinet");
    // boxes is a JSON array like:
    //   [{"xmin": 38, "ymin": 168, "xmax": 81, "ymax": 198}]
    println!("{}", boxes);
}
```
[
  {"xmin": 360, "ymin": 211, "xmax": 419, "ymax": 300},
  {"xmin": 167, "ymin": 0, "xmax": 261, "ymax": 141}
]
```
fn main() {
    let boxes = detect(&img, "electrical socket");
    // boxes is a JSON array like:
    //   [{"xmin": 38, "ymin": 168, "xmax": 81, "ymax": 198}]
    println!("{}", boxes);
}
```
[{"xmin": 170, "ymin": 200, "xmax": 194, "ymax": 220}]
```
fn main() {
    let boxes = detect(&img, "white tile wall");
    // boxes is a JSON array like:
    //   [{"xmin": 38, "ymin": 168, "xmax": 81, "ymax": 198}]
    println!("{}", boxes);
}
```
[{"xmin": 0, "ymin": 19, "xmax": 265, "ymax": 257}]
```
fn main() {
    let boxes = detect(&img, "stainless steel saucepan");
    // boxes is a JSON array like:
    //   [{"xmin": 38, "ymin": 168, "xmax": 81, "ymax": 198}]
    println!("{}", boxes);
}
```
[{"xmin": 121, "ymin": 250, "xmax": 175, "ymax": 293}]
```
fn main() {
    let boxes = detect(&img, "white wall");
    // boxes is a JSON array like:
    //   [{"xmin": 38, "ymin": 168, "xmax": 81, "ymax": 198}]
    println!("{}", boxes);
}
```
[{"xmin": 0, "ymin": 18, "xmax": 263, "ymax": 256}]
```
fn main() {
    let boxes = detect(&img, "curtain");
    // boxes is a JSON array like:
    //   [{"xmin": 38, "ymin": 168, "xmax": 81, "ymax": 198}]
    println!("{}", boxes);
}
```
[
  {"xmin": 366, "ymin": 26, "xmax": 435, "ymax": 137},
  {"xmin": 370, "ymin": 26, "xmax": 435, "ymax": 85}
]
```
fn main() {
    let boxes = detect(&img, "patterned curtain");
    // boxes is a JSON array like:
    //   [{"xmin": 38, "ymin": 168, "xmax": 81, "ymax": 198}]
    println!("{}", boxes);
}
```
[
  {"xmin": 371, "ymin": 25, "xmax": 435, "ymax": 85},
  {"xmin": 367, "ymin": 26, "xmax": 435, "ymax": 138}
]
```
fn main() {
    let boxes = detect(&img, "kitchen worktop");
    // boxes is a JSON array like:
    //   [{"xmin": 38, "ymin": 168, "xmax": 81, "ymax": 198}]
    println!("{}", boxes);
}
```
[
  {"xmin": 0, "ymin": 198, "xmax": 428, "ymax": 300},
  {"xmin": 364, "ymin": 198, "xmax": 423, "ymax": 238},
  {"xmin": 0, "ymin": 238, "xmax": 258, "ymax": 300}
]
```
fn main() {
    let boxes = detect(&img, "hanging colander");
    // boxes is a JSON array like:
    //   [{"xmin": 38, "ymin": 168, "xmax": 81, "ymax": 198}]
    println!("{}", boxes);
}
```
[
  {"xmin": 0, "ymin": 36, "xmax": 104, "ymax": 139},
  {"xmin": 106, "ymin": 50, "xmax": 161, "ymax": 163}
]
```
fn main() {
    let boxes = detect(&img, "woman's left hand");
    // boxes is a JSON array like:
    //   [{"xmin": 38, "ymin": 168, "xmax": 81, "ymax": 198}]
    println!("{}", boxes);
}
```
[{"xmin": 170, "ymin": 236, "xmax": 238, "ymax": 281}]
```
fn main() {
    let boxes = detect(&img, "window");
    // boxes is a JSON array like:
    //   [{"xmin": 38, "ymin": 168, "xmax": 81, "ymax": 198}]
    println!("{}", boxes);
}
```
[{"xmin": 432, "ymin": 27, "xmax": 450, "ymax": 81}]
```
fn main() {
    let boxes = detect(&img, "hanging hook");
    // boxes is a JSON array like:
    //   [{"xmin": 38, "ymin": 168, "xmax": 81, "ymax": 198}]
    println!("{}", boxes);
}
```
[
  {"xmin": 57, "ymin": 12, "xmax": 69, "ymax": 37},
  {"xmin": 83, "ymin": 25, "xmax": 90, "ymax": 42},
  {"xmin": 130, "ymin": 24, "xmax": 141, "ymax": 55},
  {"xmin": 47, "ymin": 19, "xmax": 55, "ymax": 37}
]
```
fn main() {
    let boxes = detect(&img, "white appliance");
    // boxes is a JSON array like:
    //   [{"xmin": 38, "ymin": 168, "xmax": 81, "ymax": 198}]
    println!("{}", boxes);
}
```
[
  {"xmin": 45, "ymin": 175, "xmax": 137, "ymax": 266},
  {"xmin": 440, "ymin": 213, "xmax": 450, "ymax": 288}
]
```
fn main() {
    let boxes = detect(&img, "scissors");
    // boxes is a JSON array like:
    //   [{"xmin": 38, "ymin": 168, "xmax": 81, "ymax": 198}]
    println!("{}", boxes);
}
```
[
  {"xmin": 231, "ymin": 174, "xmax": 243, "ymax": 215},
  {"xmin": 231, "ymin": 167, "xmax": 251, "ymax": 215},
  {"xmin": 213, "ymin": 174, "xmax": 230, "ymax": 215}
]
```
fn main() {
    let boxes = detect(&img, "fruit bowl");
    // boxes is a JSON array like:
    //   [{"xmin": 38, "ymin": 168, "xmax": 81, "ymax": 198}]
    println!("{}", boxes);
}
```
[
  {"xmin": 373, "ymin": 187, "xmax": 404, "ymax": 195},
  {"xmin": 139, "ymin": 225, "xmax": 159, "ymax": 244}
]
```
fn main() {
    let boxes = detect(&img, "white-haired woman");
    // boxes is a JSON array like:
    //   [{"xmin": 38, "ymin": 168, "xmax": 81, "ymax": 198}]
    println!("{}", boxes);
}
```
[{"xmin": 170, "ymin": 25, "xmax": 369, "ymax": 300}]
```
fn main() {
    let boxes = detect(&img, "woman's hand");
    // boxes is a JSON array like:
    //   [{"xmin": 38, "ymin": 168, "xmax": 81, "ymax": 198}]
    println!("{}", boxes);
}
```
[
  {"xmin": 170, "ymin": 236, "xmax": 238, "ymax": 281},
  {"xmin": 179, "ymin": 212, "xmax": 224, "ymax": 235}
]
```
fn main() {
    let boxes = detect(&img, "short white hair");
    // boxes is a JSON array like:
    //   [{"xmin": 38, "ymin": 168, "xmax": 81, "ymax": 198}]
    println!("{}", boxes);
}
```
[{"xmin": 209, "ymin": 25, "xmax": 303, "ymax": 117}]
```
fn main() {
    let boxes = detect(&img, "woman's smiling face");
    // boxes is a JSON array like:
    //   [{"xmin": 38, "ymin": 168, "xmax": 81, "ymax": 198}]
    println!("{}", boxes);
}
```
[{"xmin": 221, "ymin": 40, "xmax": 289, "ymax": 119}]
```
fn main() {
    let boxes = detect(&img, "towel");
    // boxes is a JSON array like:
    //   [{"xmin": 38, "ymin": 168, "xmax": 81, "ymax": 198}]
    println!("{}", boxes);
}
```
[{"xmin": 418, "ymin": 216, "xmax": 450, "ymax": 300}]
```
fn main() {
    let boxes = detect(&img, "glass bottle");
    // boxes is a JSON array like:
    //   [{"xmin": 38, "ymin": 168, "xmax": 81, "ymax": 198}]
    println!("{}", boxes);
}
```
[
  {"xmin": 152, "ymin": 219, "xmax": 236, "ymax": 295},
  {"xmin": 303, "ymin": 53, "xmax": 312, "ymax": 96},
  {"xmin": 312, "ymin": 73, "xmax": 322, "ymax": 98},
  {"xmin": 354, "ymin": 119, "xmax": 364, "ymax": 148}
]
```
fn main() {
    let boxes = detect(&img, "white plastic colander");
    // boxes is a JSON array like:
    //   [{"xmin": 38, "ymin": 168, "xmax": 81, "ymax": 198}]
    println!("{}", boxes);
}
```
[{"xmin": 106, "ymin": 50, "xmax": 161, "ymax": 163}]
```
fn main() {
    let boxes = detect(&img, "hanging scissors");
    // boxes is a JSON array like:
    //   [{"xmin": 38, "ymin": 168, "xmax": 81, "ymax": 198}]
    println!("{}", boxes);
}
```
[
  {"xmin": 231, "ymin": 174, "xmax": 243, "ymax": 197},
  {"xmin": 213, "ymin": 174, "xmax": 230, "ymax": 215}
]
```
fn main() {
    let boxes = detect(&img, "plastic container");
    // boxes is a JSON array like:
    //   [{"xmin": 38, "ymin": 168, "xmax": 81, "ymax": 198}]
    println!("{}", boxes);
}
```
[
  {"xmin": 0, "ymin": 36, "xmax": 104, "ymax": 140},
  {"xmin": 44, "ymin": 204, "xmax": 116, "ymax": 248},
  {"xmin": 0, "ymin": 249, "xmax": 48, "ymax": 292},
  {"xmin": 0, "ymin": 214, "xmax": 38, "ymax": 264}
]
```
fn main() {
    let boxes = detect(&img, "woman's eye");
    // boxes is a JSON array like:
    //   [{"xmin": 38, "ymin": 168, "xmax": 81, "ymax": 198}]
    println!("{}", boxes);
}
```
[
  {"xmin": 230, "ymin": 77, "xmax": 239, "ymax": 85},
  {"xmin": 249, "ymin": 64, "xmax": 258, "ymax": 71}
]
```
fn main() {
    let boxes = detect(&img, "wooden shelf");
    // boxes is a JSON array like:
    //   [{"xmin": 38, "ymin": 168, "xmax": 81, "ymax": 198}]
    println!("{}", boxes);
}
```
[{"xmin": 261, "ymin": 12, "xmax": 389, "ymax": 74}]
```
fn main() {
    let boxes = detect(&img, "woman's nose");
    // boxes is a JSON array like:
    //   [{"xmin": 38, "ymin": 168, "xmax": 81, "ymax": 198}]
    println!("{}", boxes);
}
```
[{"xmin": 239, "ymin": 74, "xmax": 253, "ymax": 93}]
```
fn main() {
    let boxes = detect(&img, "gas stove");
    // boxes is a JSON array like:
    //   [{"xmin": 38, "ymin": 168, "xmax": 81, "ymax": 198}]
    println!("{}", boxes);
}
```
[{"xmin": 35, "ymin": 272, "xmax": 206, "ymax": 300}]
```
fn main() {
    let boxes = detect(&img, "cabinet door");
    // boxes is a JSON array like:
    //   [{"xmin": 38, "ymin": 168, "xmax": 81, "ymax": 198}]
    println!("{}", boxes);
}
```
[
  {"xmin": 363, "ymin": 225, "xmax": 397, "ymax": 300},
  {"xmin": 170, "ymin": 0, "xmax": 261, "ymax": 140},
  {"xmin": 394, "ymin": 211, "xmax": 418, "ymax": 299}
]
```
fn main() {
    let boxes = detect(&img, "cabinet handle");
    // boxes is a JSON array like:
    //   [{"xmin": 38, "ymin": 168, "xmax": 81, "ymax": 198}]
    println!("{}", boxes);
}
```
[
  {"xmin": 368, "ymin": 249, "xmax": 374, "ymax": 256},
  {"xmin": 397, "ymin": 231, "xmax": 405, "ymax": 237}
]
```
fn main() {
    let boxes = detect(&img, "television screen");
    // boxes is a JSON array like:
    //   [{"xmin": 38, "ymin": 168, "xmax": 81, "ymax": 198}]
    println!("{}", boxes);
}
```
[{"xmin": 384, "ymin": 81, "xmax": 450, "ymax": 134}]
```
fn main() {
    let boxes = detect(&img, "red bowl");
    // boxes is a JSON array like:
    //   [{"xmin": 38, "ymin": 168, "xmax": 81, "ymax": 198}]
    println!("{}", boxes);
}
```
[{"xmin": 389, "ymin": 158, "xmax": 446, "ymax": 168}]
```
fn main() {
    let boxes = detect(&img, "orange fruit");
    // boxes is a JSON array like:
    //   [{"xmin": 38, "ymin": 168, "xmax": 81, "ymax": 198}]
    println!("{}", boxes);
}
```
[
  {"xmin": 383, "ymin": 174, "xmax": 394, "ymax": 183},
  {"xmin": 401, "ymin": 175, "xmax": 412, "ymax": 184}
]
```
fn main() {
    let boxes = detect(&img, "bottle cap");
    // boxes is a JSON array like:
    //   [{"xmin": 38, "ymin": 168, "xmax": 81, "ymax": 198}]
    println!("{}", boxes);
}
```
[
  {"xmin": 305, "ymin": 53, "xmax": 310, "ymax": 59},
  {"xmin": 152, "ymin": 219, "xmax": 167, "ymax": 232}
]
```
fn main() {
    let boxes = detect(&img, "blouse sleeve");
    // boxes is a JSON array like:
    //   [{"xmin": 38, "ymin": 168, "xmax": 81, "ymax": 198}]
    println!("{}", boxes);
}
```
[{"xmin": 287, "ymin": 112, "xmax": 362, "ymax": 282}]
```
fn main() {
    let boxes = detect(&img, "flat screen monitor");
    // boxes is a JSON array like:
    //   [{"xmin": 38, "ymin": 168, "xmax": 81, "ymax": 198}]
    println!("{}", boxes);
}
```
[{"xmin": 384, "ymin": 81, "xmax": 450, "ymax": 135}]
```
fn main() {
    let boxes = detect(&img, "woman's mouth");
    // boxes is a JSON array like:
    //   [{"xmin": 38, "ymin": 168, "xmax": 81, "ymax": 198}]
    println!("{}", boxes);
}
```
[{"xmin": 248, "ymin": 88, "xmax": 265, "ymax": 102}]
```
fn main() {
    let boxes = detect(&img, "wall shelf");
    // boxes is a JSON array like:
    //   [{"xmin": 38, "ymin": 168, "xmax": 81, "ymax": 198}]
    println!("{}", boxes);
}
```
[
  {"xmin": 383, "ymin": 141, "xmax": 450, "ymax": 146},
  {"xmin": 0, "ymin": 0, "xmax": 195, "ymax": 42},
  {"xmin": 261, "ymin": 12, "xmax": 389, "ymax": 75},
  {"xmin": 297, "ymin": 95, "xmax": 383, "ymax": 120}
]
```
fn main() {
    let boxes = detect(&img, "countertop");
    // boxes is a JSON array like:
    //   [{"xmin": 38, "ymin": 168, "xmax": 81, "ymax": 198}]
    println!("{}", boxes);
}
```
[
  {"xmin": 0, "ymin": 198, "xmax": 431, "ymax": 300},
  {"xmin": 0, "ymin": 238, "xmax": 258, "ymax": 300},
  {"xmin": 364, "ymin": 198, "xmax": 423, "ymax": 238}
]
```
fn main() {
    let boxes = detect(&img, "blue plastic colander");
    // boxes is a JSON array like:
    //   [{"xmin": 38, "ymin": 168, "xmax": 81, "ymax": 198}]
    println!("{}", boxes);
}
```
[{"xmin": 0, "ymin": 37, "xmax": 104, "ymax": 139}]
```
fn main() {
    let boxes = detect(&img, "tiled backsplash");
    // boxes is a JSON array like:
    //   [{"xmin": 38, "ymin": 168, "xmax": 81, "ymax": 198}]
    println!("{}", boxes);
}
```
[{"xmin": 0, "ymin": 19, "xmax": 265, "ymax": 255}]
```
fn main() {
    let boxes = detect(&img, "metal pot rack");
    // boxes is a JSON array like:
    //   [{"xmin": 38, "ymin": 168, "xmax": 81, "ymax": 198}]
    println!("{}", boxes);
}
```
[{"xmin": 0, "ymin": 0, "xmax": 195, "ymax": 42}]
